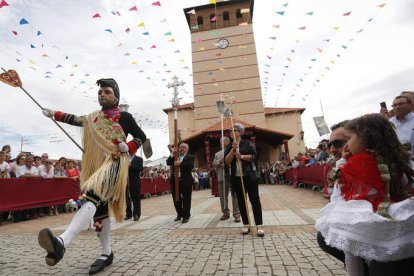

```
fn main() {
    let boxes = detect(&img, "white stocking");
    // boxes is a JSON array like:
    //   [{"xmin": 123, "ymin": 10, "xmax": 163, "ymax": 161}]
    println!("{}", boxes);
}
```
[
  {"xmin": 345, "ymin": 252, "xmax": 364, "ymax": 276},
  {"xmin": 59, "ymin": 201, "xmax": 96, "ymax": 247},
  {"xmin": 99, "ymin": 217, "xmax": 111, "ymax": 260}
]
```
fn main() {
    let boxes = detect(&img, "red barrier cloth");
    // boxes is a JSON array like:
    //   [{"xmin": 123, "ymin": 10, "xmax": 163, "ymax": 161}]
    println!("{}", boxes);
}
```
[
  {"xmin": 0, "ymin": 178, "xmax": 80, "ymax": 212},
  {"xmin": 154, "ymin": 177, "xmax": 170, "ymax": 194},
  {"xmin": 140, "ymin": 178, "xmax": 154, "ymax": 195},
  {"xmin": 285, "ymin": 165, "xmax": 331, "ymax": 188},
  {"xmin": 211, "ymin": 175, "xmax": 219, "ymax": 196}
]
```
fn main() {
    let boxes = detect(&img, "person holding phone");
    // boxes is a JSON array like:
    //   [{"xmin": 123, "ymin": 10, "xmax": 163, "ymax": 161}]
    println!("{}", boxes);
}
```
[{"xmin": 388, "ymin": 95, "xmax": 414, "ymax": 159}]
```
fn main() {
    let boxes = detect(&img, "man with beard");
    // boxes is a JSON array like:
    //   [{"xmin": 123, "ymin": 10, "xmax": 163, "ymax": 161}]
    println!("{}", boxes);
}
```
[
  {"xmin": 318, "ymin": 120, "xmax": 349, "ymax": 264},
  {"xmin": 38, "ymin": 78, "xmax": 146, "ymax": 275}
]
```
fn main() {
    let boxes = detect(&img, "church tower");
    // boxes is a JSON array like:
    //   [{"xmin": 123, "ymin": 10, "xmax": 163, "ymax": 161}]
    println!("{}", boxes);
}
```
[{"xmin": 184, "ymin": 0, "xmax": 265, "ymax": 131}]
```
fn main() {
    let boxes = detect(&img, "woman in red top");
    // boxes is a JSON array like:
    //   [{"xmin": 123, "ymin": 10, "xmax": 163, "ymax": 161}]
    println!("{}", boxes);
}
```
[{"xmin": 65, "ymin": 160, "xmax": 80, "ymax": 180}]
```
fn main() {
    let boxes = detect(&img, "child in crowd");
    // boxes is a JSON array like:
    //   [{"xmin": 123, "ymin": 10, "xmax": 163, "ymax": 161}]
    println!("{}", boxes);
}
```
[
  {"xmin": 0, "ymin": 151, "xmax": 10, "ymax": 178},
  {"xmin": 316, "ymin": 114, "xmax": 414, "ymax": 276}
]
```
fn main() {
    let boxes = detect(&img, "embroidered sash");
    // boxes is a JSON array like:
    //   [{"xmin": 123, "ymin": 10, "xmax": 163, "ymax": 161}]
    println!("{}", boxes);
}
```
[{"xmin": 80, "ymin": 110, "xmax": 129, "ymax": 222}]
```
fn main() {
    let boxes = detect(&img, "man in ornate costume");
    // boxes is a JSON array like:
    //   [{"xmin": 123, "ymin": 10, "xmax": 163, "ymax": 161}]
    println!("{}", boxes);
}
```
[{"xmin": 38, "ymin": 78, "xmax": 146, "ymax": 275}]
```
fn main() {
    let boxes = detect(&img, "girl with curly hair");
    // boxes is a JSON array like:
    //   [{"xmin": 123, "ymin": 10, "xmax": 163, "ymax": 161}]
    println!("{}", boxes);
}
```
[{"xmin": 316, "ymin": 114, "xmax": 414, "ymax": 276}]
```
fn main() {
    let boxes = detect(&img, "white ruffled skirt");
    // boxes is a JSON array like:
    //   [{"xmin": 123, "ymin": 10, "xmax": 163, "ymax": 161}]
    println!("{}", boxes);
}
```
[{"xmin": 315, "ymin": 197, "xmax": 414, "ymax": 262}]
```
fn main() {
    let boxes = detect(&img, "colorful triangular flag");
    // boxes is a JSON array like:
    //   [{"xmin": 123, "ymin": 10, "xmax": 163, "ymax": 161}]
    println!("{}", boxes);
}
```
[
  {"xmin": 92, "ymin": 13, "xmax": 101, "ymax": 18},
  {"xmin": 152, "ymin": 1, "xmax": 161, "ymax": 6},
  {"xmin": 0, "ymin": 0, "xmax": 9, "ymax": 9},
  {"xmin": 19, "ymin": 18, "xmax": 29, "ymax": 25},
  {"xmin": 342, "ymin": 11, "xmax": 351, "ymax": 16},
  {"xmin": 276, "ymin": 11, "xmax": 285, "ymax": 15},
  {"xmin": 129, "ymin": 6, "xmax": 138, "ymax": 11}
]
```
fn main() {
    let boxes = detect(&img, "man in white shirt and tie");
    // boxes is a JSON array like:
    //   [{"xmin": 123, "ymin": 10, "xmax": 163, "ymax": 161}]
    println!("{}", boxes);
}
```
[{"xmin": 166, "ymin": 143, "xmax": 194, "ymax": 223}]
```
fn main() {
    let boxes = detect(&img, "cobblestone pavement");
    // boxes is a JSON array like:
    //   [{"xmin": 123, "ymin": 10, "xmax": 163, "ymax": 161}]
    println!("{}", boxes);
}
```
[{"xmin": 0, "ymin": 185, "xmax": 346, "ymax": 275}]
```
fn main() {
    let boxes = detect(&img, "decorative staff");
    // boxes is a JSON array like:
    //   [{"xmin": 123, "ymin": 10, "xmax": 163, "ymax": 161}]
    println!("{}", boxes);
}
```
[
  {"xmin": 222, "ymin": 97, "xmax": 253, "ymax": 234},
  {"xmin": 167, "ymin": 76, "xmax": 185, "ymax": 202},
  {"xmin": 0, "ymin": 68, "xmax": 84, "ymax": 152}
]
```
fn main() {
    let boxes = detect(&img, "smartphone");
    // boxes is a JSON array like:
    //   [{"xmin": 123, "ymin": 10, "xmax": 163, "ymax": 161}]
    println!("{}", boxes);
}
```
[{"xmin": 380, "ymin": 102, "xmax": 387, "ymax": 109}]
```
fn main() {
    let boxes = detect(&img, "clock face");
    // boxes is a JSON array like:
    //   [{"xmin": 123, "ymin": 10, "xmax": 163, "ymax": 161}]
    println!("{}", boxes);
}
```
[{"xmin": 217, "ymin": 38, "xmax": 229, "ymax": 49}]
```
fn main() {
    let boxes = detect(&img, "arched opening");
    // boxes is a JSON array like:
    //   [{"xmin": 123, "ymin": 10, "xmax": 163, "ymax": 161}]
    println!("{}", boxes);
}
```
[{"xmin": 197, "ymin": 16, "xmax": 204, "ymax": 26}]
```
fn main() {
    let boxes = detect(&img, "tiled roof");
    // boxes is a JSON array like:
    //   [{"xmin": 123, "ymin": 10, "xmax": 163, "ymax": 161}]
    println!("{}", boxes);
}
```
[
  {"xmin": 163, "ymin": 103, "xmax": 194, "ymax": 113},
  {"xmin": 204, "ymin": 118, "xmax": 255, "ymax": 132},
  {"xmin": 264, "ymin": 107, "xmax": 305, "ymax": 115},
  {"xmin": 182, "ymin": 118, "xmax": 294, "ymax": 144}
]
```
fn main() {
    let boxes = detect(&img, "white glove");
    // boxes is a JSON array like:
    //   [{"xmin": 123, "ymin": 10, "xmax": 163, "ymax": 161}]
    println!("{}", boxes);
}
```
[
  {"xmin": 118, "ymin": 142, "xmax": 129, "ymax": 153},
  {"xmin": 42, "ymin": 108, "xmax": 56, "ymax": 118}
]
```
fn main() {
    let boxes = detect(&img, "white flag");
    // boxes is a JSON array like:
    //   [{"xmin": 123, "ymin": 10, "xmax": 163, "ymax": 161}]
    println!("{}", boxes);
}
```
[
  {"xmin": 313, "ymin": 116, "xmax": 330, "ymax": 136},
  {"xmin": 187, "ymin": 9, "xmax": 196, "ymax": 15}
]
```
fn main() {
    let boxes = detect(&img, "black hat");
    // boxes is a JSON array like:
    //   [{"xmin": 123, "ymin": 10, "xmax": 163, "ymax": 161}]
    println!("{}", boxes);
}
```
[{"xmin": 96, "ymin": 78, "xmax": 120, "ymax": 104}]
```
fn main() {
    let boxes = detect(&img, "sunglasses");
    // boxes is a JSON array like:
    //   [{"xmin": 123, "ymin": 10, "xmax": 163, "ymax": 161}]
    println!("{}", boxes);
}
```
[{"xmin": 328, "ymin": 139, "xmax": 346, "ymax": 148}]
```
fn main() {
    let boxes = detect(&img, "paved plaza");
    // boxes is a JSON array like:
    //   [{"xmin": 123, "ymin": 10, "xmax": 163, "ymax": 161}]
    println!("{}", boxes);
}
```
[{"xmin": 0, "ymin": 185, "xmax": 346, "ymax": 275}]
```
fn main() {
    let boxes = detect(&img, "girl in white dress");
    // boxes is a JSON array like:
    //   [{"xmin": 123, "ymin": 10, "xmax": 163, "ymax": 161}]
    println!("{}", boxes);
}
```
[{"xmin": 316, "ymin": 114, "xmax": 414, "ymax": 276}]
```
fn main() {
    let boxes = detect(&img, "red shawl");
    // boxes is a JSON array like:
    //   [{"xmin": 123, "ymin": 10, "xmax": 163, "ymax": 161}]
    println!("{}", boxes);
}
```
[{"xmin": 340, "ymin": 152, "xmax": 385, "ymax": 211}]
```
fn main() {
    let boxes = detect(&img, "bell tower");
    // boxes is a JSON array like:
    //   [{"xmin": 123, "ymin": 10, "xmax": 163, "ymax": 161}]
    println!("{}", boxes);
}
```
[{"xmin": 184, "ymin": 0, "xmax": 265, "ymax": 131}]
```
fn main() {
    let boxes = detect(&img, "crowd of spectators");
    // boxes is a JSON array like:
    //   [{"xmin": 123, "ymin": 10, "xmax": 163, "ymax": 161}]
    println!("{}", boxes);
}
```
[{"xmin": 0, "ymin": 146, "xmax": 81, "ymax": 223}]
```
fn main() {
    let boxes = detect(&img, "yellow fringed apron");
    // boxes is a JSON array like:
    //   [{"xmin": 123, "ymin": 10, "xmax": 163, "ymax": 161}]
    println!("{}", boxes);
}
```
[{"xmin": 80, "ymin": 110, "xmax": 129, "ymax": 223}]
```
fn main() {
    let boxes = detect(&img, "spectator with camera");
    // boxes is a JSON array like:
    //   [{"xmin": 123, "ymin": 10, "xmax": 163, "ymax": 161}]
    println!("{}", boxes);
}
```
[{"xmin": 385, "ymin": 95, "xmax": 414, "ymax": 158}]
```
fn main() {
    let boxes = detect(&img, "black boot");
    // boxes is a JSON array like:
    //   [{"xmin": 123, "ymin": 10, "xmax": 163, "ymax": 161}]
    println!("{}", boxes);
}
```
[
  {"xmin": 38, "ymin": 228, "xmax": 65, "ymax": 266},
  {"xmin": 89, "ymin": 251, "xmax": 114, "ymax": 275}
]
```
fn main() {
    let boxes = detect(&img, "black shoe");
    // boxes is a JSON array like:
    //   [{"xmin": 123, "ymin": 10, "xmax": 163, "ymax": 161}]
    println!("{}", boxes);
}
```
[
  {"xmin": 133, "ymin": 215, "xmax": 140, "ymax": 221},
  {"xmin": 124, "ymin": 215, "xmax": 132, "ymax": 220},
  {"xmin": 89, "ymin": 251, "xmax": 114, "ymax": 275},
  {"xmin": 182, "ymin": 218, "xmax": 189, "ymax": 223},
  {"xmin": 38, "ymin": 228, "xmax": 65, "ymax": 266},
  {"xmin": 174, "ymin": 216, "xmax": 182, "ymax": 221}
]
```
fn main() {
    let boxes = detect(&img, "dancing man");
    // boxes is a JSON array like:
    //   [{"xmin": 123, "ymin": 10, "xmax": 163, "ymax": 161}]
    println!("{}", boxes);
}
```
[{"xmin": 38, "ymin": 78, "xmax": 146, "ymax": 275}]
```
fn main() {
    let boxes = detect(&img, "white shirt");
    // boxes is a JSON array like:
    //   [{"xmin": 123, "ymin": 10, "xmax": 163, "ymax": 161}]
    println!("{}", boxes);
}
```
[
  {"xmin": 0, "ymin": 161, "xmax": 10, "ymax": 178},
  {"xmin": 16, "ymin": 165, "xmax": 39, "ymax": 177},
  {"xmin": 389, "ymin": 112, "xmax": 414, "ymax": 157},
  {"xmin": 38, "ymin": 165, "xmax": 55, "ymax": 178}
]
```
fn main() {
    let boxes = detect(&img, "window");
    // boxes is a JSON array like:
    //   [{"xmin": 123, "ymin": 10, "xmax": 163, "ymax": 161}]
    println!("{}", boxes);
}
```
[
  {"xmin": 223, "ymin": 11, "xmax": 229, "ymax": 21},
  {"xmin": 236, "ymin": 9, "xmax": 242, "ymax": 18},
  {"xmin": 197, "ymin": 16, "xmax": 203, "ymax": 25}
]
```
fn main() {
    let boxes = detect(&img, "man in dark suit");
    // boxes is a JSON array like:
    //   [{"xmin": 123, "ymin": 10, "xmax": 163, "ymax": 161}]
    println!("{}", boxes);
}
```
[
  {"xmin": 125, "ymin": 154, "xmax": 144, "ymax": 221},
  {"xmin": 166, "ymin": 143, "xmax": 194, "ymax": 223}
]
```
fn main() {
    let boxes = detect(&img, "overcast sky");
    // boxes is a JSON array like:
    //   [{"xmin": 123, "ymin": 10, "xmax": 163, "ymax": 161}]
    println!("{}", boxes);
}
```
[{"xmin": 0, "ymin": 0, "xmax": 413, "ymax": 161}]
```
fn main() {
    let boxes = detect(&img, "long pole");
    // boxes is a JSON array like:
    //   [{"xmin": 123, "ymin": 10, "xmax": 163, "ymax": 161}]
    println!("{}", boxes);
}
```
[
  {"xmin": 220, "ymin": 109, "xmax": 226, "ymax": 210},
  {"xmin": 1, "ymin": 67, "xmax": 84, "ymax": 153},
  {"xmin": 228, "ymin": 112, "xmax": 252, "ymax": 234},
  {"xmin": 174, "ymin": 109, "xmax": 179, "ymax": 202}
]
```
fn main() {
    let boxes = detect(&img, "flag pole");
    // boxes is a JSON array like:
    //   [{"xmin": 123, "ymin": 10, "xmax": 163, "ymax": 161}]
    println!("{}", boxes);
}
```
[
  {"xmin": 167, "ymin": 76, "xmax": 185, "ymax": 202},
  {"xmin": 1, "ymin": 67, "xmax": 84, "ymax": 152}
]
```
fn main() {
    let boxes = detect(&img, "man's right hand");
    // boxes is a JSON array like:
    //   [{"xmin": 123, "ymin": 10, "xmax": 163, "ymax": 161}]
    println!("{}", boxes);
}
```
[
  {"xmin": 42, "ymin": 108, "xmax": 56, "ymax": 118},
  {"xmin": 379, "ymin": 107, "xmax": 389, "ymax": 118}
]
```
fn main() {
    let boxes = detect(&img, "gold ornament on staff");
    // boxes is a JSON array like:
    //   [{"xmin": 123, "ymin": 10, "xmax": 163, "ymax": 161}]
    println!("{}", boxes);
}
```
[
  {"xmin": 222, "ymin": 96, "xmax": 253, "ymax": 235},
  {"xmin": 0, "ymin": 67, "xmax": 84, "ymax": 152}
]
